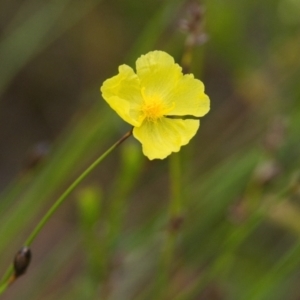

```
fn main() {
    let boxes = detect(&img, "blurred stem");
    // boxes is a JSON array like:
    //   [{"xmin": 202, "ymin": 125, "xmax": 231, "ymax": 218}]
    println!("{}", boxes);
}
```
[
  {"xmin": 174, "ymin": 173, "xmax": 300, "ymax": 300},
  {"xmin": 100, "ymin": 144, "xmax": 142, "ymax": 298},
  {"xmin": 169, "ymin": 152, "xmax": 182, "ymax": 218},
  {"xmin": 0, "ymin": 283, "xmax": 9, "ymax": 295},
  {"xmin": 167, "ymin": 152, "xmax": 183, "ymax": 254},
  {"xmin": 181, "ymin": 44, "xmax": 193, "ymax": 74},
  {"xmin": 245, "ymin": 239, "xmax": 300, "ymax": 300},
  {"xmin": 154, "ymin": 28, "xmax": 196, "ymax": 298},
  {"xmin": 0, "ymin": 129, "xmax": 132, "ymax": 295},
  {"xmin": 154, "ymin": 153, "xmax": 183, "ymax": 299}
]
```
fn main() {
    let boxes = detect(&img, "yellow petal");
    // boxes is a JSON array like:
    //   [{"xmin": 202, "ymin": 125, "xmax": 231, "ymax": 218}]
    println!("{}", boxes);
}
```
[
  {"xmin": 133, "ymin": 118, "xmax": 199, "ymax": 160},
  {"xmin": 100, "ymin": 64, "xmax": 144, "ymax": 126},
  {"xmin": 136, "ymin": 51, "xmax": 182, "ymax": 103},
  {"xmin": 166, "ymin": 74, "xmax": 210, "ymax": 117}
]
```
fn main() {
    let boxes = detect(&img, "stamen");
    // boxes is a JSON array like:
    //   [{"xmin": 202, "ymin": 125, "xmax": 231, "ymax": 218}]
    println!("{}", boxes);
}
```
[{"xmin": 140, "ymin": 88, "xmax": 175, "ymax": 122}]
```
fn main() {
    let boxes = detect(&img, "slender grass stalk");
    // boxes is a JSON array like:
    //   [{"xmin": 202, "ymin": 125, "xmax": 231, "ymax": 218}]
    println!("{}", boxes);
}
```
[
  {"xmin": 173, "ymin": 173, "xmax": 300, "ymax": 300},
  {"xmin": 245, "ymin": 240, "xmax": 300, "ymax": 300},
  {"xmin": 0, "ymin": 130, "xmax": 132, "ymax": 295}
]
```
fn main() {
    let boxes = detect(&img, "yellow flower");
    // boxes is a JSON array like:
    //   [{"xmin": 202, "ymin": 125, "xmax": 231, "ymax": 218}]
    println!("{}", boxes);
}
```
[{"xmin": 100, "ymin": 51, "xmax": 210, "ymax": 160}]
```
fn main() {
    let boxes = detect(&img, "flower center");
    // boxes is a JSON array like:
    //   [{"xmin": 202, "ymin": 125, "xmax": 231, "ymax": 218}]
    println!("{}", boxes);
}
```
[
  {"xmin": 141, "ymin": 99, "xmax": 165, "ymax": 122},
  {"xmin": 140, "ymin": 89, "xmax": 174, "ymax": 122}
]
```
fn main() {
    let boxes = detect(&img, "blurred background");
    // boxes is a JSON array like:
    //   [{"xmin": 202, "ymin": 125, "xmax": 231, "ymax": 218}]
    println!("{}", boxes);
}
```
[{"xmin": 1, "ymin": 0, "xmax": 300, "ymax": 299}]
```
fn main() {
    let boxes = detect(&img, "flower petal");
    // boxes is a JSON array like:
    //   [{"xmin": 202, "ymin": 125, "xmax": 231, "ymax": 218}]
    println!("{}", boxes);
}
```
[
  {"xmin": 166, "ymin": 74, "xmax": 210, "ymax": 117},
  {"xmin": 101, "ymin": 64, "xmax": 144, "ymax": 126},
  {"xmin": 136, "ymin": 51, "xmax": 182, "ymax": 103},
  {"xmin": 133, "ymin": 118, "xmax": 199, "ymax": 160}
]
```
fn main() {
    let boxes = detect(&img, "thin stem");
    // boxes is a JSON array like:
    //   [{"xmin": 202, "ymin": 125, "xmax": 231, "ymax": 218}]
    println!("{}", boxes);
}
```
[
  {"xmin": 154, "ymin": 153, "xmax": 183, "ymax": 299},
  {"xmin": 0, "ymin": 129, "xmax": 132, "ymax": 294},
  {"xmin": 0, "ymin": 283, "xmax": 9, "ymax": 295},
  {"xmin": 154, "ymin": 16, "xmax": 198, "ymax": 296},
  {"xmin": 165, "ymin": 153, "xmax": 183, "ymax": 271},
  {"xmin": 181, "ymin": 44, "xmax": 193, "ymax": 74},
  {"xmin": 169, "ymin": 153, "xmax": 182, "ymax": 218},
  {"xmin": 25, "ymin": 130, "xmax": 131, "ymax": 246}
]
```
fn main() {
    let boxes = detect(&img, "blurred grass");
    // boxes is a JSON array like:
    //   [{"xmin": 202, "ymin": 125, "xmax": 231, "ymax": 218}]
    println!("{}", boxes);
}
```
[
  {"xmin": 1, "ymin": 0, "xmax": 300, "ymax": 299},
  {"xmin": 0, "ymin": 0, "xmax": 100, "ymax": 96}
]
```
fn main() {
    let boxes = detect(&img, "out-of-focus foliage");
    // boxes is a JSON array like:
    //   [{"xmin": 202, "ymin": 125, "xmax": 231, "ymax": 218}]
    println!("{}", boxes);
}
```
[{"xmin": 0, "ymin": 0, "xmax": 300, "ymax": 299}]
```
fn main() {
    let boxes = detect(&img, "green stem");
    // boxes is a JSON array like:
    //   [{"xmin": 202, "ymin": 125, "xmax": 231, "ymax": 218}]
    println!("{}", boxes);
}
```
[
  {"xmin": 155, "ymin": 153, "xmax": 183, "ymax": 299},
  {"xmin": 0, "ymin": 283, "xmax": 9, "ymax": 295},
  {"xmin": 25, "ymin": 129, "xmax": 131, "ymax": 245},
  {"xmin": 0, "ymin": 129, "xmax": 132, "ymax": 295},
  {"xmin": 155, "ymin": 26, "xmax": 195, "ymax": 297},
  {"xmin": 169, "ymin": 153, "xmax": 182, "ymax": 218},
  {"xmin": 181, "ymin": 44, "xmax": 193, "ymax": 74},
  {"xmin": 165, "ymin": 152, "xmax": 183, "ymax": 269}
]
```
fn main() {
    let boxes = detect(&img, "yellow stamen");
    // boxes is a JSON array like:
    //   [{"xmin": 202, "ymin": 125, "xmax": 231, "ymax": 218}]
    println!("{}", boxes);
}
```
[{"xmin": 140, "ymin": 88, "xmax": 174, "ymax": 122}]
